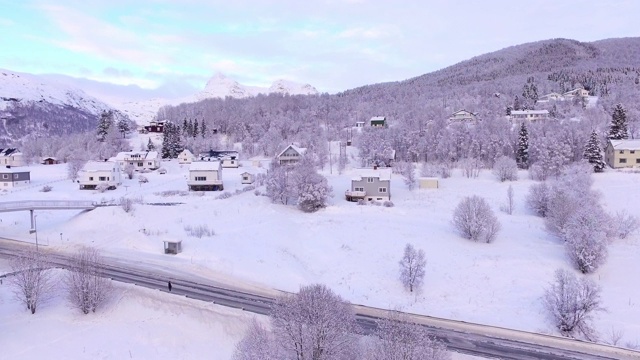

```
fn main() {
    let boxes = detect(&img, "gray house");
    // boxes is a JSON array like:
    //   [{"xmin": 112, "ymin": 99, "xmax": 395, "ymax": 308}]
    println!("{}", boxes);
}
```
[
  {"xmin": 0, "ymin": 166, "xmax": 30, "ymax": 188},
  {"xmin": 345, "ymin": 167, "xmax": 392, "ymax": 202},
  {"xmin": 277, "ymin": 144, "xmax": 307, "ymax": 165}
]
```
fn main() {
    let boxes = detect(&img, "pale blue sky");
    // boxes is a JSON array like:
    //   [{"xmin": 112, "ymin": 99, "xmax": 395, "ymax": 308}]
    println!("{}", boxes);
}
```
[{"xmin": 1, "ymin": 0, "xmax": 639, "ymax": 94}]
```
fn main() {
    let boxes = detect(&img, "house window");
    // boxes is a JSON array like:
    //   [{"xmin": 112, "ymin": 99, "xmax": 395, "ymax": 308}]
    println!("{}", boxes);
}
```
[
  {"xmin": 379, "ymin": 187, "xmax": 387, "ymax": 193},
  {"xmin": 13, "ymin": 174, "xmax": 19, "ymax": 179},
  {"xmin": 631, "ymin": 151, "xmax": 636, "ymax": 154},
  {"xmin": 89, "ymin": 177, "xmax": 94, "ymax": 181},
  {"xmin": 354, "ymin": 187, "xmax": 364, "ymax": 192},
  {"xmin": 2, "ymin": 174, "xmax": 7, "ymax": 179},
  {"xmin": 367, "ymin": 177, "xmax": 374, "ymax": 183},
  {"xmin": 99, "ymin": 176, "xmax": 107, "ymax": 181},
  {"xmin": 620, "ymin": 158, "xmax": 627, "ymax": 163},
  {"xmin": 636, "ymin": 159, "xmax": 640, "ymax": 164},
  {"xmin": 195, "ymin": 176, "xmax": 207, "ymax": 181},
  {"xmin": 138, "ymin": 162, "xmax": 143, "ymax": 166},
  {"xmin": 243, "ymin": 176, "xmax": 249, "ymax": 180},
  {"xmin": 620, "ymin": 150, "xmax": 624, "ymax": 154}
]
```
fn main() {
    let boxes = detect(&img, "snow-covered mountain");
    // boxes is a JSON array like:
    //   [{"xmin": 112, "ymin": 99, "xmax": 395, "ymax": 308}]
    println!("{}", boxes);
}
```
[
  {"xmin": 116, "ymin": 73, "xmax": 319, "ymax": 125},
  {"xmin": 0, "ymin": 69, "xmax": 115, "ymax": 114},
  {"xmin": 0, "ymin": 69, "xmax": 131, "ymax": 143}
]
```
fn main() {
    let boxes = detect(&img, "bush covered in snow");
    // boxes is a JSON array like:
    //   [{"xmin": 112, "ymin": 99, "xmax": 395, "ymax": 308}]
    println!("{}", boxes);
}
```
[
  {"xmin": 40, "ymin": 185, "xmax": 53, "ymax": 192},
  {"xmin": 184, "ymin": 224, "xmax": 215, "ymax": 238},
  {"xmin": 492, "ymin": 156, "xmax": 518, "ymax": 182},
  {"xmin": 452, "ymin": 195, "xmax": 500, "ymax": 243}
]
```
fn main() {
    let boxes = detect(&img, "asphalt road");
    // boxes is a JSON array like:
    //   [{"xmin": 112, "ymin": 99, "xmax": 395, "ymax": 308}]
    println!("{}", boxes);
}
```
[{"xmin": 1, "ymin": 240, "xmax": 637, "ymax": 360}]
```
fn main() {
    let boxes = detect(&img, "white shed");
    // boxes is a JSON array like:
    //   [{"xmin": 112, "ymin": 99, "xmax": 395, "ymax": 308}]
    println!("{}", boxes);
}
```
[{"xmin": 240, "ymin": 172, "xmax": 254, "ymax": 184}]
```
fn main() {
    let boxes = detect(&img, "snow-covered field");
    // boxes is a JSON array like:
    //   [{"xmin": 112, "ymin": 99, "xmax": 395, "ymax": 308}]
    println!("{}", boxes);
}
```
[{"xmin": 1, "ymin": 145, "xmax": 639, "ymax": 357}]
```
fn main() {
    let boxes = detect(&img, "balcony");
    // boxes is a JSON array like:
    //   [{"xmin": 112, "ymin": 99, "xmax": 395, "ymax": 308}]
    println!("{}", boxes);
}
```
[{"xmin": 345, "ymin": 190, "xmax": 366, "ymax": 201}]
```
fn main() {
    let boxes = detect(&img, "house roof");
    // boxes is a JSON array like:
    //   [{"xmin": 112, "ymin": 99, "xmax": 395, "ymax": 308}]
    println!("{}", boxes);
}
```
[
  {"xmin": 240, "ymin": 172, "xmax": 253, "ymax": 176},
  {"xmin": 114, "ymin": 151, "xmax": 159, "ymax": 160},
  {"xmin": 82, "ymin": 161, "xmax": 118, "ymax": 172},
  {"xmin": 609, "ymin": 139, "xmax": 640, "ymax": 150},
  {"xmin": 370, "ymin": 116, "xmax": 386, "ymax": 121},
  {"xmin": 179, "ymin": 149, "xmax": 194, "ymax": 156},
  {"xmin": 352, "ymin": 168, "xmax": 392, "ymax": 181},
  {"xmin": 450, "ymin": 109, "xmax": 476, "ymax": 116},
  {"xmin": 511, "ymin": 110, "xmax": 549, "ymax": 115},
  {"xmin": 277, "ymin": 144, "xmax": 307, "ymax": 158},
  {"xmin": 0, "ymin": 148, "xmax": 21, "ymax": 157},
  {"xmin": 0, "ymin": 166, "xmax": 29, "ymax": 174},
  {"xmin": 189, "ymin": 161, "xmax": 221, "ymax": 171}
]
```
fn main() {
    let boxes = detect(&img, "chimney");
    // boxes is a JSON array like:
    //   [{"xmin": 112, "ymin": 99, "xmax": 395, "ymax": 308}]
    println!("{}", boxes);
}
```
[{"xmin": 373, "ymin": 165, "xmax": 378, "ymax": 170}]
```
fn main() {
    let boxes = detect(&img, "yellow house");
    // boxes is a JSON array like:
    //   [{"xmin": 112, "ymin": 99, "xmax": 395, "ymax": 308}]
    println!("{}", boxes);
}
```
[{"xmin": 605, "ymin": 139, "xmax": 640, "ymax": 168}]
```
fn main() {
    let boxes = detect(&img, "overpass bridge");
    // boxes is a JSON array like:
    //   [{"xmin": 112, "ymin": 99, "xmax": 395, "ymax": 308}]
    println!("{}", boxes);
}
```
[{"xmin": 0, "ymin": 200, "xmax": 96, "ymax": 231}]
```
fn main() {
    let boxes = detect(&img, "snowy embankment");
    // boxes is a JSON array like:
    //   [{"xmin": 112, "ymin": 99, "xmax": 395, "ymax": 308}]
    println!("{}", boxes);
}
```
[{"xmin": 0, "ymin": 155, "xmax": 639, "ymax": 357}]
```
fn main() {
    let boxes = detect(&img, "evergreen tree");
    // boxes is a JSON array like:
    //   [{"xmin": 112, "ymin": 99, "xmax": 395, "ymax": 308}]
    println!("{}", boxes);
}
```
[
  {"xmin": 516, "ymin": 122, "xmax": 529, "ymax": 169},
  {"xmin": 182, "ymin": 118, "xmax": 189, "ymax": 136},
  {"xmin": 200, "ymin": 119, "xmax": 207, "ymax": 138},
  {"xmin": 192, "ymin": 120, "xmax": 199, "ymax": 138},
  {"xmin": 96, "ymin": 110, "xmax": 113, "ymax": 142},
  {"xmin": 161, "ymin": 122, "xmax": 183, "ymax": 158},
  {"xmin": 513, "ymin": 95, "xmax": 521, "ymax": 111},
  {"xmin": 583, "ymin": 130, "xmax": 605, "ymax": 173},
  {"xmin": 608, "ymin": 103, "xmax": 628, "ymax": 140},
  {"xmin": 117, "ymin": 117, "xmax": 130, "ymax": 138},
  {"xmin": 147, "ymin": 138, "xmax": 156, "ymax": 151}
]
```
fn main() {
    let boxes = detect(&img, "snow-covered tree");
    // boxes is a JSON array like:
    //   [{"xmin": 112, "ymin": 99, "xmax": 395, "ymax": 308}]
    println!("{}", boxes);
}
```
[
  {"xmin": 608, "ymin": 103, "xmax": 628, "ymax": 140},
  {"xmin": 399, "ymin": 243, "xmax": 426, "ymax": 293},
  {"xmin": 9, "ymin": 249, "xmax": 55, "ymax": 314},
  {"xmin": 543, "ymin": 269, "xmax": 603, "ymax": 340},
  {"xmin": 116, "ymin": 117, "xmax": 130, "ymax": 138},
  {"xmin": 160, "ymin": 122, "xmax": 183, "ymax": 159},
  {"xmin": 67, "ymin": 158, "xmax": 86, "ymax": 181},
  {"xmin": 452, "ymin": 195, "xmax": 500, "ymax": 243},
  {"xmin": 369, "ymin": 310, "xmax": 451, "ymax": 360},
  {"xmin": 562, "ymin": 204, "xmax": 611, "ymax": 274},
  {"xmin": 147, "ymin": 138, "xmax": 156, "ymax": 151},
  {"xmin": 492, "ymin": 156, "xmax": 518, "ymax": 182},
  {"xmin": 232, "ymin": 319, "xmax": 280, "ymax": 360},
  {"xmin": 271, "ymin": 284, "xmax": 358, "ymax": 360},
  {"xmin": 65, "ymin": 247, "xmax": 112, "ymax": 314},
  {"xmin": 397, "ymin": 161, "xmax": 417, "ymax": 190},
  {"xmin": 526, "ymin": 182, "xmax": 551, "ymax": 217},
  {"xmin": 265, "ymin": 161, "xmax": 293, "ymax": 205},
  {"xmin": 124, "ymin": 163, "xmax": 136, "ymax": 179},
  {"xmin": 294, "ymin": 159, "xmax": 332, "ymax": 213},
  {"xmin": 96, "ymin": 110, "xmax": 114, "ymax": 142},
  {"xmin": 583, "ymin": 130, "xmax": 605, "ymax": 173},
  {"xmin": 516, "ymin": 122, "xmax": 529, "ymax": 169}
]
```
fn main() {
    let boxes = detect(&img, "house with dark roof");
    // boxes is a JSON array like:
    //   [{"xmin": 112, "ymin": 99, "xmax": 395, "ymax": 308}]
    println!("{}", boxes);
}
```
[{"xmin": 0, "ymin": 148, "xmax": 25, "ymax": 167}]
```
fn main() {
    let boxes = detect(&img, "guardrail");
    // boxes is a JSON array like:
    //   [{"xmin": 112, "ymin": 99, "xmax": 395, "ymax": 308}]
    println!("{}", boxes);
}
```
[{"xmin": 0, "ymin": 200, "xmax": 96, "ymax": 212}]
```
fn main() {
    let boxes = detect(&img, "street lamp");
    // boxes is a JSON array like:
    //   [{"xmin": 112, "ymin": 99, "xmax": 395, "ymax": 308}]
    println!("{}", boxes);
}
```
[{"xmin": 34, "ymin": 215, "xmax": 38, "ymax": 252}]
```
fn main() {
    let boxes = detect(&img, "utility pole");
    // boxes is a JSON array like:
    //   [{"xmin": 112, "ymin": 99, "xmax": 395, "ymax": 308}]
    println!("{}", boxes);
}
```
[{"xmin": 34, "ymin": 215, "xmax": 39, "ymax": 252}]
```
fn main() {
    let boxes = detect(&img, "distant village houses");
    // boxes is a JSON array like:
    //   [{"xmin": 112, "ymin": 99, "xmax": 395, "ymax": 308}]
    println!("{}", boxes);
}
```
[
  {"xmin": 448, "ymin": 110, "xmax": 477, "ymax": 124},
  {"xmin": 510, "ymin": 109, "xmax": 549, "ymax": 123}
]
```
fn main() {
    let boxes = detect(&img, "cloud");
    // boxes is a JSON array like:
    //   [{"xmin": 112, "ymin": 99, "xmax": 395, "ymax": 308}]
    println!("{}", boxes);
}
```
[{"xmin": 0, "ymin": 18, "xmax": 14, "ymax": 27}]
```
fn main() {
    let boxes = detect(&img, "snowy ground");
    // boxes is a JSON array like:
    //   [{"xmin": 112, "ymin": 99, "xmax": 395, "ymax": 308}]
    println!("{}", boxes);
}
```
[{"xmin": 1, "ymin": 144, "xmax": 639, "ymax": 356}]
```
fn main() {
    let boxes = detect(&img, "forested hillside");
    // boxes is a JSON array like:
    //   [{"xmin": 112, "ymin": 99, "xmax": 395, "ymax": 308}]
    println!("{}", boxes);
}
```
[{"xmin": 154, "ymin": 38, "xmax": 640, "ymax": 165}]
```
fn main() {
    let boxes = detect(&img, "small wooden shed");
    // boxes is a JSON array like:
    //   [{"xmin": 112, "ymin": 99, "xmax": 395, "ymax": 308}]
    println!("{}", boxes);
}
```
[
  {"xmin": 41, "ymin": 157, "xmax": 60, "ymax": 165},
  {"xmin": 240, "ymin": 172, "xmax": 255, "ymax": 184},
  {"xmin": 418, "ymin": 177, "xmax": 439, "ymax": 189},
  {"xmin": 163, "ymin": 239, "xmax": 183, "ymax": 254}
]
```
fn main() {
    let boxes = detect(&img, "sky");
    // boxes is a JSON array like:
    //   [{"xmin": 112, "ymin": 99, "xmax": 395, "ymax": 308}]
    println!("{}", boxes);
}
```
[{"xmin": 1, "ymin": 0, "xmax": 639, "ymax": 96}]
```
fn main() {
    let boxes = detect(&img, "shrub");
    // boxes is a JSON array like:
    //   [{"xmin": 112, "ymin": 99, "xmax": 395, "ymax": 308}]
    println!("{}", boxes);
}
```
[
  {"xmin": 452, "ymin": 195, "xmax": 501, "ymax": 243},
  {"xmin": 254, "ymin": 189, "xmax": 262, "ymax": 196},
  {"xmin": 119, "ymin": 197, "xmax": 135, "ymax": 213},
  {"xmin": 383, "ymin": 201, "xmax": 394, "ymax": 207},
  {"xmin": 40, "ymin": 185, "xmax": 53, "ymax": 192},
  {"xmin": 184, "ymin": 224, "xmax": 215, "ymax": 238},
  {"xmin": 95, "ymin": 184, "xmax": 110, "ymax": 193},
  {"xmin": 493, "ymin": 156, "xmax": 518, "ymax": 182},
  {"xmin": 217, "ymin": 191, "xmax": 232, "ymax": 200},
  {"xmin": 526, "ymin": 182, "xmax": 551, "ymax": 217},
  {"xmin": 138, "ymin": 175, "xmax": 149, "ymax": 184}
]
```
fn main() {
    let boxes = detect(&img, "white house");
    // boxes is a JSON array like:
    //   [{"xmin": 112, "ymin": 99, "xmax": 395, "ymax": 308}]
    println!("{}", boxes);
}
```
[
  {"xmin": 0, "ymin": 166, "xmax": 30, "ymax": 188},
  {"xmin": 114, "ymin": 151, "xmax": 161, "ymax": 171},
  {"xmin": 240, "ymin": 172, "xmax": 255, "ymax": 184},
  {"xmin": 187, "ymin": 161, "xmax": 223, "ymax": 191},
  {"xmin": 78, "ymin": 161, "xmax": 122, "ymax": 190},
  {"xmin": 221, "ymin": 157, "xmax": 240, "ymax": 168},
  {"xmin": 178, "ymin": 149, "xmax": 196, "ymax": 164},
  {"xmin": 538, "ymin": 92, "xmax": 564, "ymax": 103},
  {"xmin": 448, "ymin": 110, "xmax": 477, "ymax": 123},
  {"xmin": 0, "ymin": 148, "xmax": 25, "ymax": 167},
  {"xmin": 563, "ymin": 88, "xmax": 590, "ymax": 99},
  {"xmin": 277, "ymin": 144, "xmax": 307, "ymax": 165},
  {"xmin": 345, "ymin": 167, "xmax": 392, "ymax": 202},
  {"xmin": 510, "ymin": 109, "xmax": 549, "ymax": 123},
  {"xmin": 604, "ymin": 139, "xmax": 640, "ymax": 169}
]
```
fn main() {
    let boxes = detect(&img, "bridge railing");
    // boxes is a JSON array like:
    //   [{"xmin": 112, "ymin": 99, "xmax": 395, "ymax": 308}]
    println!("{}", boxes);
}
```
[{"xmin": 0, "ymin": 200, "xmax": 96, "ymax": 211}]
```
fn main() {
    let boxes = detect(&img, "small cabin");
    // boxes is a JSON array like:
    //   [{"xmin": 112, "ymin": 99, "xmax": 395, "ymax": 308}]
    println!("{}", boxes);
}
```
[
  {"xmin": 370, "ymin": 116, "xmax": 387, "ymax": 128},
  {"xmin": 178, "ymin": 149, "xmax": 196, "ymax": 164},
  {"xmin": 41, "ymin": 157, "xmax": 60, "ymax": 165},
  {"xmin": 240, "ymin": 172, "xmax": 255, "ymax": 184},
  {"xmin": 144, "ymin": 121, "xmax": 165, "ymax": 133}
]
